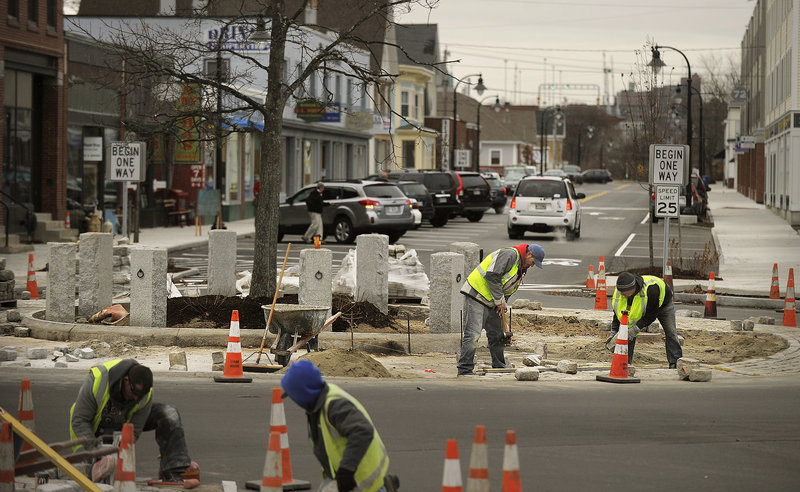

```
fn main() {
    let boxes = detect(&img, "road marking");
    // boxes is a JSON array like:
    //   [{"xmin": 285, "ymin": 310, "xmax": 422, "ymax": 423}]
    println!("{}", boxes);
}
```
[
  {"xmin": 578, "ymin": 190, "xmax": 610, "ymax": 203},
  {"xmin": 615, "ymin": 233, "xmax": 636, "ymax": 257},
  {"xmin": 640, "ymin": 213, "xmax": 649, "ymax": 224},
  {"xmin": 542, "ymin": 258, "xmax": 582, "ymax": 267},
  {"xmin": 614, "ymin": 183, "xmax": 631, "ymax": 191}
]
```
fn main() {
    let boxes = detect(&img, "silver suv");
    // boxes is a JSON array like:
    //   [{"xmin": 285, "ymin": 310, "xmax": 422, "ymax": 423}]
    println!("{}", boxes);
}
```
[
  {"xmin": 278, "ymin": 180, "xmax": 414, "ymax": 244},
  {"xmin": 507, "ymin": 176, "xmax": 585, "ymax": 241}
]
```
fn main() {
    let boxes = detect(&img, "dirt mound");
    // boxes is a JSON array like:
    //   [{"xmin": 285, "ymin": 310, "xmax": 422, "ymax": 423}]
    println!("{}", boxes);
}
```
[{"xmin": 293, "ymin": 349, "xmax": 392, "ymax": 378}]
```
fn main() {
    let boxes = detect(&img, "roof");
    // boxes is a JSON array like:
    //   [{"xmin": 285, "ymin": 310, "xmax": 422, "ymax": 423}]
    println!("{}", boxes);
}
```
[
  {"xmin": 395, "ymin": 24, "xmax": 440, "ymax": 65},
  {"xmin": 436, "ymin": 91, "xmax": 538, "ymax": 144}
]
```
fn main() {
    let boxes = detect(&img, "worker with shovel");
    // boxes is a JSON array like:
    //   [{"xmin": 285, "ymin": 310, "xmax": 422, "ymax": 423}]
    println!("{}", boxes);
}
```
[
  {"xmin": 68, "ymin": 359, "xmax": 200, "ymax": 487},
  {"xmin": 608, "ymin": 271, "xmax": 683, "ymax": 369},
  {"xmin": 457, "ymin": 243, "xmax": 545, "ymax": 376},
  {"xmin": 281, "ymin": 360, "xmax": 398, "ymax": 492}
]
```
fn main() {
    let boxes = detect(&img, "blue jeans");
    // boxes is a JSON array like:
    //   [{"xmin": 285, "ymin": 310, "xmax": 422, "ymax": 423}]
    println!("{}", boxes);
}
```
[
  {"xmin": 623, "ymin": 300, "xmax": 682, "ymax": 365},
  {"xmin": 457, "ymin": 296, "xmax": 506, "ymax": 375}
]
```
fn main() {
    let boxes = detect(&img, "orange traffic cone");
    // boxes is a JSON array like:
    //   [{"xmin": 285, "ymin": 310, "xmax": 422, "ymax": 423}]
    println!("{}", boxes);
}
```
[
  {"xmin": 783, "ymin": 268, "xmax": 797, "ymax": 328},
  {"xmin": 213, "ymin": 311, "xmax": 252, "ymax": 383},
  {"xmin": 259, "ymin": 431, "xmax": 283, "ymax": 492},
  {"xmin": 594, "ymin": 276, "xmax": 608, "ymax": 310},
  {"xmin": 26, "ymin": 254, "xmax": 39, "ymax": 300},
  {"xmin": 770, "ymin": 263, "xmax": 781, "ymax": 299},
  {"xmin": 598, "ymin": 255, "xmax": 605, "ymax": 275},
  {"xmin": 1, "ymin": 422, "xmax": 14, "ymax": 491},
  {"xmin": 17, "ymin": 379, "xmax": 36, "ymax": 462},
  {"xmin": 597, "ymin": 311, "xmax": 640, "ymax": 383},
  {"xmin": 442, "ymin": 438, "xmax": 463, "ymax": 492},
  {"xmin": 65, "ymin": 211, "xmax": 71, "ymax": 230},
  {"xmin": 114, "ymin": 423, "xmax": 136, "ymax": 492},
  {"xmin": 585, "ymin": 264, "xmax": 595, "ymax": 289},
  {"xmin": 704, "ymin": 272, "xmax": 718, "ymax": 318},
  {"xmin": 664, "ymin": 260, "xmax": 674, "ymax": 292},
  {"xmin": 465, "ymin": 425, "xmax": 489, "ymax": 492},
  {"xmin": 501, "ymin": 430, "xmax": 522, "ymax": 492}
]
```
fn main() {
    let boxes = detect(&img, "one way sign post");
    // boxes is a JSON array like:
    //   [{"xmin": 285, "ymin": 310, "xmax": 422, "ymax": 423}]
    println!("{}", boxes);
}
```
[
  {"xmin": 108, "ymin": 141, "xmax": 146, "ymax": 238},
  {"xmin": 648, "ymin": 143, "xmax": 689, "ymax": 282}
]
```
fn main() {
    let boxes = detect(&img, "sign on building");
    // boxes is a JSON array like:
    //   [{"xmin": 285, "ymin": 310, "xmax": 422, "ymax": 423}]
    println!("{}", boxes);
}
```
[
  {"xmin": 83, "ymin": 137, "xmax": 103, "ymax": 162},
  {"xmin": 108, "ymin": 142, "xmax": 145, "ymax": 182},
  {"xmin": 648, "ymin": 144, "xmax": 688, "ymax": 185}
]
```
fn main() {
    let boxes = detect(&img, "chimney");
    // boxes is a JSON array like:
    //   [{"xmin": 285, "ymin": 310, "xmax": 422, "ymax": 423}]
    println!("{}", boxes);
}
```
[{"xmin": 305, "ymin": 0, "xmax": 318, "ymax": 24}]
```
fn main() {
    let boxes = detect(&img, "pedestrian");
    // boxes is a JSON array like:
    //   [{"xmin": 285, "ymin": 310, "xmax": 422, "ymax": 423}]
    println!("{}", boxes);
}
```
[
  {"xmin": 609, "ymin": 271, "xmax": 683, "ymax": 368},
  {"xmin": 69, "ymin": 359, "xmax": 200, "ymax": 487},
  {"xmin": 281, "ymin": 360, "xmax": 398, "ymax": 492},
  {"xmin": 302, "ymin": 182, "xmax": 326, "ymax": 244},
  {"xmin": 457, "ymin": 243, "xmax": 545, "ymax": 376},
  {"xmin": 253, "ymin": 175, "xmax": 261, "ymax": 208}
]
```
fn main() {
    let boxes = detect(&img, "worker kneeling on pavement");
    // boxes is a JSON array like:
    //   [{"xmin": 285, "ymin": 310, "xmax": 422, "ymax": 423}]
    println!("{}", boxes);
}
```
[
  {"xmin": 69, "ymin": 359, "xmax": 199, "ymax": 486},
  {"xmin": 281, "ymin": 360, "xmax": 397, "ymax": 492},
  {"xmin": 457, "ymin": 243, "xmax": 545, "ymax": 376},
  {"xmin": 610, "ymin": 272, "xmax": 683, "ymax": 369}
]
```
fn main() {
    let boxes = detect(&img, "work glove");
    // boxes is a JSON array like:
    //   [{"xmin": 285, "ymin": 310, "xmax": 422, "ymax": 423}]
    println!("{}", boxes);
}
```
[{"xmin": 335, "ymin": 467, "xmax": 357, "ymax": 492}]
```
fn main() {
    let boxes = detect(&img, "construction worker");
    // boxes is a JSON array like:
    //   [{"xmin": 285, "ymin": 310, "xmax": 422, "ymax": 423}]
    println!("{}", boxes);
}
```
[
  {"xmin": 281, "ymin": 360, "xmax": 398, "ymax": 492},
  {"xmin": 69, "ymin": 359, "xmax": 199, "ymax": 486},
  {"xmin": 610, "ymin": 271, "xmax": 683, "ymax": 368},
  {"xmin": 457, "ymin": 243, "xmax": 545, "ymax": 376}
]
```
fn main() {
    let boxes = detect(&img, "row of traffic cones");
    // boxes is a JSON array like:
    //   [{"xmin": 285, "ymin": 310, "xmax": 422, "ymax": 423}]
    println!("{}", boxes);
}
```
[
  {"xmin": 770, "ymin": 264, "xmax": 797, "ymax": 327},
  {"xmin": 441, "ymin": 426, "xmax": 522, "ymax": 492}
]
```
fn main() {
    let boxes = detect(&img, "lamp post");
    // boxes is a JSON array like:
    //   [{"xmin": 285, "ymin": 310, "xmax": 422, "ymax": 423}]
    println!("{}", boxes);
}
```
[
  {"xmin": 475, "ymin": 95, "xmax": 502, "ymax": 171},
  {"xmin": 650, "ymin": 45, "xmax": 693, "ymax": 207},
  {"xmin": 537, "ymin": 106, "xmax": 562, "ymax": 175},
  {"xmin": 577, "ymin": 124, "xmax": 594, "ymax": 167},
  {"xmin": 677, "ymin": 84, "xmax": 704, "ymax": 178},
  {"xmin": 451, "ymin": 73, "xmax": 486, "ymax": 170}
]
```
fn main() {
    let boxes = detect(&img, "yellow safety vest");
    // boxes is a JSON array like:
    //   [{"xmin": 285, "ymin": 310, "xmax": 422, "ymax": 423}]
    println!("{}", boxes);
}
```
[
  {"xmin": 612, "ymin": 275, "xmax": 667, "ymax": 328},
  {"xmin": 69, "ymin": 359, "xmax": 152, "ymax": 443},
  {"xmin": 466, "ymin": 248, "xmax": 522, "ymax": 303},
  {"xmin": 319, "ymin": 384, "xmax": 389, "ymax": 492}
]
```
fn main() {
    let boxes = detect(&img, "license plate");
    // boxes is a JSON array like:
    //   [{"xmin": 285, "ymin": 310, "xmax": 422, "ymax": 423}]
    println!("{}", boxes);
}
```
[
  {"xmin": 534, "ymin": 204, "xmax": 547, "ymax": 210},
  {"xmin": 436, "ymin": 196, "xmax": 448, "ymax": 203},
  {"xmin": 472, "ymin": 189, "xmax": 481, "ymax": 195},
  {"xmin": 386, "ymin": 206, "xmax": 402, "ymax": 215}
]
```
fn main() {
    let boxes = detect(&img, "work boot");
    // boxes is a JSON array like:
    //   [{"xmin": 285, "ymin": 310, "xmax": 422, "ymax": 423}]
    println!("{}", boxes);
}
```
[
  {"xmin": 668, "ymin": 363, "xmax": 677, "ymax": 369},
  {"xmin": 384, "ymin": 473, "xmax": 400, "ymax": 491}
]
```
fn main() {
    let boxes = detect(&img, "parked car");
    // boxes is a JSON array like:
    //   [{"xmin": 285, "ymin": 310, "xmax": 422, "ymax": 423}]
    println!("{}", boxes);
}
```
[
  {"xmin": 278, "ymin": 180, "xmax": 414, "ymax": 244},
  {"xmin": 581, "ymin": 168, "xmax": 613, "ymax": 183},
  {"xmin": 455, "ymin": 171, "xmax": 492, "ymax": 222},
  {"xmin": 501, "ymin": 165, "xmax": 538, "ymax": 195},
  {"xmin": 395, "ymin": 180, "xmax": 433, "ymax": 224},
  {"xmin": 507, "ymin": 176, "xmax": 585, "ymax": 241},
  {"xmin": 408, "ymin": 198, "xmax": 423, "ymax": 228},
  {"xmin": 543, "ymin": 169, "xmax": 567, "ymax": 178},
  {"xmin": 481, "ymin": 173, "xmax": 507, "ymax": 213},
  {"xmin": 381, "ymin": 170, "xmax": 460, "ymax": 227},
  {"xmin": 562, "ymin": 165, "xmax": 583, "ymax": 184}
]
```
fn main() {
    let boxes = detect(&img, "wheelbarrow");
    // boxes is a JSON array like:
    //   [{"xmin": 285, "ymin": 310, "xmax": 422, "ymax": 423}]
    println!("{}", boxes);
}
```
[{"xmin": 261, "ymin": 304, "xmax": 342, "ymax": 367}]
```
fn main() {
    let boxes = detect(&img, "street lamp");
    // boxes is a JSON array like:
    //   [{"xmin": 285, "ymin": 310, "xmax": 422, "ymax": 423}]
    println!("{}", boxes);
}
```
[
  {"xmin": 537, "ymin": 106, "xmax": 562, "ymax": 175},
  {"xmin": 451, "ymin": 73, "xmax": 486, "ymax": 169},
  {"xmin": 650, "ymin": 45, "xmax": 693, "ymax": 207},
  {"xmin": 577, "ymin": 124, "xmax": 594, "ymax": 167},
  {"xmin": 677, "ymin": 84, "xmax": 704, "ymax": 178},
  {"xmin": 475, "ymin": 95, "xmax": 502, "ymax": 171}
]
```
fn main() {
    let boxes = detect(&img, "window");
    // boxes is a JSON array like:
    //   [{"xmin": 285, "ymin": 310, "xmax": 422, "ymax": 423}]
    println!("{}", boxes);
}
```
[
  {"xmin": 204, "ymin": 58, "xmax": 230, "ymax": 81},
  {"xmin": 401, "ymin": 91, "xmax": 409, "ymax": 117},
  {"xmin": 402, "ymin": 141, "xmax": 415, "ymax": 168},
  {"xmin": 310, "ymin": 69, "xmax": 317, "ymax": 97},
  {"xmin": 334, "ymin": 75, "xmax": 341, "ymax": 104},
  {"xmin": 491, "ymin": 150, "xmax": 501, "ymax": 165},
  {"xmin": 28, "ymin": 0, "xmax": 37, "ymax": 24},
  {"xmin": 346, "ymin": 79, "xmax": 353, "ymax": 108},
  {"xmin": 46, "ymin": 0, "xmax": 55, "ymax": 29},
  {"xmin": 9, "ymin": 0, "xmax": 19, "ymax": 20},
  {"xmin": 414, "ymin": 93, "xmax": 419, "ymax": 119}
]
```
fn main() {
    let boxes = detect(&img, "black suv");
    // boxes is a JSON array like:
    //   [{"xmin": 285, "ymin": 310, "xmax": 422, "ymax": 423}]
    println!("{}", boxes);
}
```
[
  {"xmin": 380, "ymin": 170, "xmax": 460, "ymax": 227},
  {"xmin": 394, "ymin": 181, "xmax": 434, "ymax": 223},
  {"xmin": 455, "ymin": 172, "xmax": 492, "ymax": 222}
]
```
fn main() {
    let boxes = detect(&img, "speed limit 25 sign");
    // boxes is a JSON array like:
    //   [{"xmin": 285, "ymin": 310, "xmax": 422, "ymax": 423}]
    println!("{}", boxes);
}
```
[{"xmin": 655, "ymin": 185, "xmax": 681, "ymax": 218}]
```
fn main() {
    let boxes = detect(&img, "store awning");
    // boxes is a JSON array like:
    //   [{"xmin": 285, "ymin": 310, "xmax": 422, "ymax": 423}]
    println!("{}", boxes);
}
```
[{"xmin": 222, "ymin": 116, "xmax": 264, "ymax": 131}]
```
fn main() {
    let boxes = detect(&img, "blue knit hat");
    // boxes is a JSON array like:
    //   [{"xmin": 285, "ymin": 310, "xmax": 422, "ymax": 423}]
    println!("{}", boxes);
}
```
[{"xmin": 281, "ymin": 360, "xmax": 325, "ymax": 411}]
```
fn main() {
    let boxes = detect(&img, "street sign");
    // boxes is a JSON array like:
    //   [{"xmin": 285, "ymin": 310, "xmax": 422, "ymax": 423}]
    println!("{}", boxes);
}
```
[
  {"xmin": 455, "ymin": 149, "xmax": 471, "ymax": 168},
  {"xmin": 648, "ymin": 144, "xmax": 688, "ymax": 185},
  {"xmin": 739, "ymin": 135, "xmax": 756, "ymax": 149},
  {"xmin": 108, "ymin": 141, "xmax": 145, "ymax": 182},
  {"xmin": 654, "ymin": 184, "xmax": 681, "ymax": 218}
]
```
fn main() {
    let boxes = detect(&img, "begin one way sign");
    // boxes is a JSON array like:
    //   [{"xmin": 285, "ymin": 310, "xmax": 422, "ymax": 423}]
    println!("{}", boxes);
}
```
[
  {"xmin": 108, "ymin": 142, "xmax": 146, "ymax": 182},
  {"xmin": 648, "ymin": 144, "xmax": 689, "ymax": 185}
]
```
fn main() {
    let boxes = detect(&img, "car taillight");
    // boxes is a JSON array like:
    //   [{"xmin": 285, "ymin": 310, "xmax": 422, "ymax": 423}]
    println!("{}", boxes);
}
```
[
  {"xmin": 566, "ymin": 199, "xmax": 572, "ymax": 211},
  {"xmin": 510, "ymin": 197, "xmax": 516, "ymax": 209},
  {"xmin": 358, "ymin": 199, "xmax": 379, "ymax": 209},
  {"xmin": 456, "ymin": 174, "xmax": 464, "ymax": 198},
  {"xmin": 503, "ymin": 187, "xmax": 507, "ymax": 194},
  {"xmin": 691, "ymin": 185, "xmax": 699, "ymax": 202}
]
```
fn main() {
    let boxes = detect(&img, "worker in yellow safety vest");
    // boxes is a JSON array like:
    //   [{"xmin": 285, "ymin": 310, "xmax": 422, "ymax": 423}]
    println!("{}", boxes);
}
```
[
  {"xmin": 610, "ymin": 271, "xmax": 683, "ymax": 368},
  {"xmin": 457, "ymin": 243, "xmax": 545, "ymax": 376},
  {"xmin": 281, "ymin": 360, "xmax": 399, "ymax": 492}
]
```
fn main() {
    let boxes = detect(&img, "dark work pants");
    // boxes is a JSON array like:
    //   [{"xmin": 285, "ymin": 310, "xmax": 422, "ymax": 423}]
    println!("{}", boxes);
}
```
[{"xmin": 143, "ymin": 403, "xmax": 192, "ymax": 475}]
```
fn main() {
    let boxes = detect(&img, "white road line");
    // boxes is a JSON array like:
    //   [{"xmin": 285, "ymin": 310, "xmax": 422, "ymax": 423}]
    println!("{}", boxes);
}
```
[
  {"xmin": 615, "ymin": 233, "xmax": 636, "ymax": 257},
  {"xmin": 640, "ymin": 213, "xmax": 649, "ymax": 225}
]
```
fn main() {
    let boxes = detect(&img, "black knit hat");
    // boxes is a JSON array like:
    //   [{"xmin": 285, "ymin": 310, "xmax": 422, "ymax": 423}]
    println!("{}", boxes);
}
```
[{"xmin": 616, "ymin": 272, "xmax": 637, "ymax": 291}]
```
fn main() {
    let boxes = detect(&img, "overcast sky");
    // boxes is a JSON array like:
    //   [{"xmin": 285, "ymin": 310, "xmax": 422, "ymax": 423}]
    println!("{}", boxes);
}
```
[{"xmin": 397, "ymin": 0, "xmax": 756, "ymax": 105}]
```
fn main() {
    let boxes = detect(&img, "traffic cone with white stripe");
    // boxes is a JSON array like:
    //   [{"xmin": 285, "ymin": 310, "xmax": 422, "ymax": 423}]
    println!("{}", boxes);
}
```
[
  {"xmin": 1, "ymin": 422, "xmax": 14, "ymax": 491},
  {"xmin": 442, "ymin": 438, "xmax": 462, "ymax": 492},
  {"xmin": 17, "ymin": 379, "xmax": 36, "ymax": 462},
  {"xmin": 770, "ymin": 263, "xmax": 781, "ymax": 299},
  {"xmin": 113, "ymin": 423, "xmax": 136, "ymax": 492},
  {"xmin": 214, "ymin": 310, "xmax": 252, "ymax": 383},
  {"xmin": 65, "ymin": 211, "xmax": 71, "ymax": 230},
  {"xmin": 465, "ymin": 425, "xmax": 489, "ymax": 492},
  {"xmin": 26, "ymin": 254, "xmax": 39, "ymax": 299},
  {"xmin": 501, "ymin": 430, "xmax": 521, "ymax": 492},
  {"xmin": 783, "ymin": 268, "xmax": 797, "ymax": 328},
  {"xmin": 704, "ymin": 272, "xmax": 718, "ymax": 318},
  {"xmin": 259, "ymin": 431, "xmax": 282, "ymax": 492},
  {"xmin": 664, "ymin": 260, "xmax": 674, "ymax": 292},
  {"xmin": 597, "ymin": 311, "xmax": 640, "ymax": 383},
  {"xmin": 585, "ymin": 264, "xmax": 595, "ymax": 289},
  {"xmin": 594, "ymin": 275, "xmax": 608, "ymax": 311}
]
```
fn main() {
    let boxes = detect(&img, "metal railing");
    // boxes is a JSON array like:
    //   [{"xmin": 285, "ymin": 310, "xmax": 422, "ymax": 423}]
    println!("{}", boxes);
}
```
[{"xmin": 0, "ymin": 188, "xmax": 36, "ymax": 247}]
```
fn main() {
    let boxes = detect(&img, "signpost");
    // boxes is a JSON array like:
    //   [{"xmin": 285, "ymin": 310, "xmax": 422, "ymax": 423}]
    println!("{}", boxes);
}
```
[
  {"xmin": 108, "ymin": 141, "xmax": 146, "ymax": 238},
  {"xmin": 649, "ymin": 144, "xmax": 689, "ymax": 278}
]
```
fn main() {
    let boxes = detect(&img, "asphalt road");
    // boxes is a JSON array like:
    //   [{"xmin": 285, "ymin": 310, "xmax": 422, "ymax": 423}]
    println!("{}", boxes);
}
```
[{"xmin": 2, "ymin": 372, "xmax": 799, "ymax": 491}]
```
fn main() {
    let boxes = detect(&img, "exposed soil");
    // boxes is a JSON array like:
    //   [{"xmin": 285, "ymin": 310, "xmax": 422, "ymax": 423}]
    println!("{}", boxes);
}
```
[{"xmin": 278, "ymin": 349, "xmax": 393, "ymax": 378}]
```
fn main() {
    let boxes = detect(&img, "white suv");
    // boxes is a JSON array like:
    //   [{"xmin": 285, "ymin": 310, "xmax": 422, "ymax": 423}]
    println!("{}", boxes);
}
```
[{"xmin": 507, "ymin": 176, "xmax": 585, "ymax": 241}]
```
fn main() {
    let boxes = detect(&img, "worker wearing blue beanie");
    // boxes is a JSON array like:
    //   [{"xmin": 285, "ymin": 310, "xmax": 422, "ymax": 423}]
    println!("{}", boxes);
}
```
[{"xmin": 280, "ymin": 360, "xmax": 397, "ymax": 492}]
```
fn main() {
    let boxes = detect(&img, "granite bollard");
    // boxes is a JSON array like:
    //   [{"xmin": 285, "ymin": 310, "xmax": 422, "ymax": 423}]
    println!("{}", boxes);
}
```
[
  {"xmin": 356, "ymin": 234, "xmax": 389, "ymax": 314},
  {"xmin": 47, "ymin": 243, "xmax": 77, "ymax": 323},
  {"xmin": 130, "ymin": 247, "xmax": 168, "ymax": 327},
  {"xmin": 429, "ymin": 252, "xmax": 464, "ymax": 334},
  {"xmin": 208, "ymin": 230, "xmax": 238, "ymax": 297},
  {"xmin": 78, "ymin": 233, "xmax": 113, "ymax": 318}
]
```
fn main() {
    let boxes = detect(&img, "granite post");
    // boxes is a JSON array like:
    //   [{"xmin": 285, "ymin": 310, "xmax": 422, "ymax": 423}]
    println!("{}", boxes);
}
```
[
  {"xmin": 130, "ymin": 247, "xmax": 168, "ymax": 327},
  {"xmin": 300, "ymin": 248, "xmax": 333, "ymax": 321},
  {"xmin": 78, "ymin": 232, "xmax": 113, "ymax": 318},
  {"xmin": 429, "ymin": 252, "xmax": 465, "ymax": 333},
  {"xmin": 356, "ymin": 234, "xmax": 388, "ymax": 314},
  {"xmin": 46, "ymin": 243, "xmax": 77, "ymax": 322},
  {"xmin": 208, "ymin": 230, "xmax": 237, "ymax": 297},
  {"xmin": 450, "ymin": 241, "xmax": 481, "ymax": 280}
]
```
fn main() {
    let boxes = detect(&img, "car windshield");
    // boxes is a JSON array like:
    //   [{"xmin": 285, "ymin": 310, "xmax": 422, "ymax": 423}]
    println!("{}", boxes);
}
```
[
  {"xmin": 364, "ymin": 184, "xmax": 405, "ymax": 198},
  {"xmin": 485, "ymin": 177, "xmax": 502, "ymax": 187},
  {"xmin": 422, "ymin": 174, "xmax": 454, "ymax": 190},
  {"xmin": 504, "ymin": 169, "xmax": 526, "ymax": 180},
  {"xmin": 399, "ymin": 183, "xmax": 428, "ymax": 195},
  {"xmin": 516, "ymin": 180, "xmax": 567, "ymax": 198},
  {"xmin": 563, "ymin": 165, "xmax": 580, "ymax": 173},
  {"xmin": 459, "ymin": 175, "xmax": 487, "ymax": 187}
]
